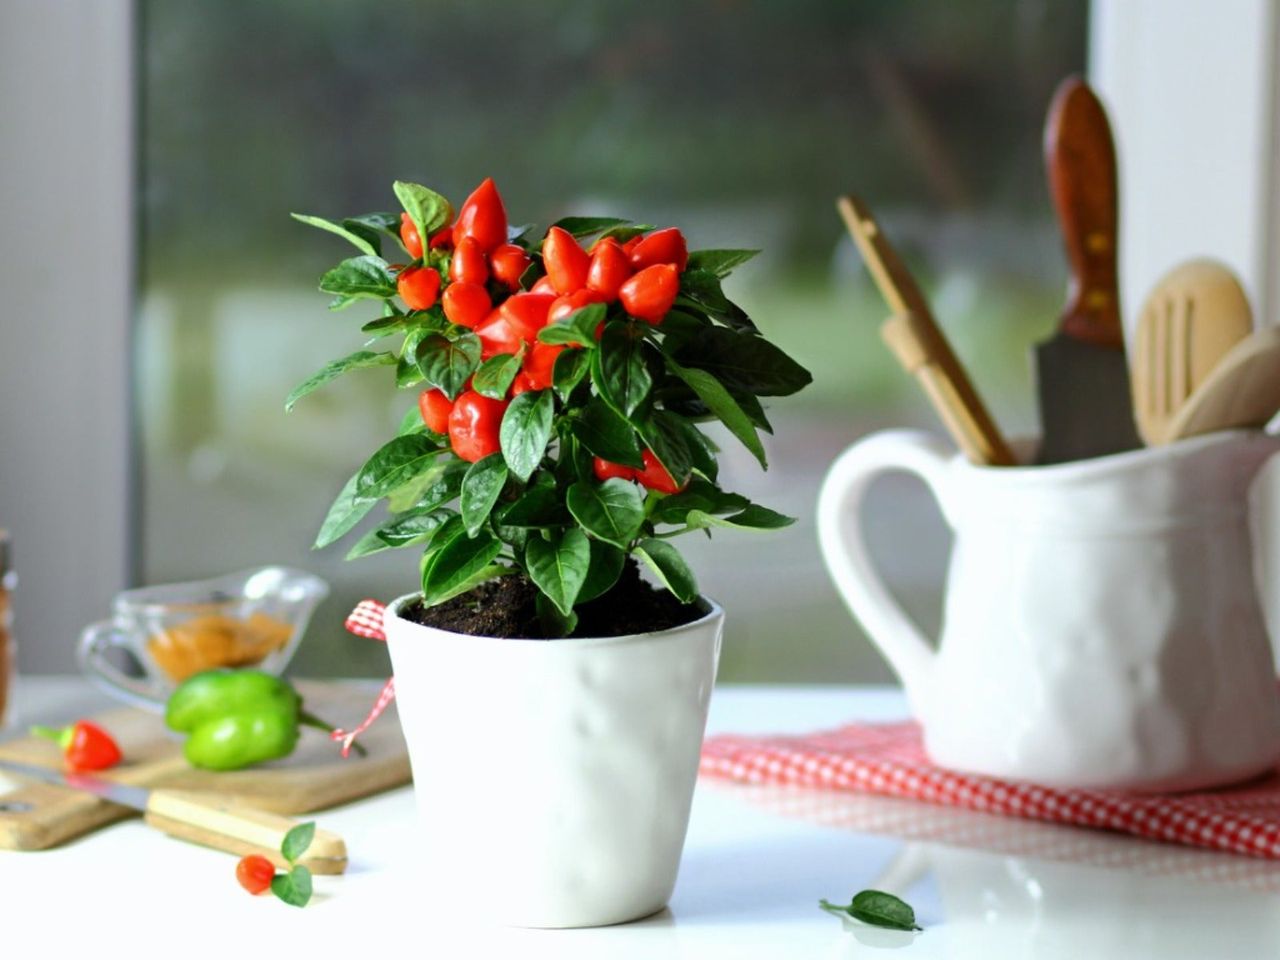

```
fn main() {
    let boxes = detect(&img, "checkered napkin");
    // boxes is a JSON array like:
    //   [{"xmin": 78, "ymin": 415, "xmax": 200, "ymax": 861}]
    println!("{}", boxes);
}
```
[{"xmin": 699, "ymin": 721, "xmax": 1280, "ymax": 859}]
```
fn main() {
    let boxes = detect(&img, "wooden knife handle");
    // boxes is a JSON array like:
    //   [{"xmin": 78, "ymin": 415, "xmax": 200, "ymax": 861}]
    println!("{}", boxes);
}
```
[
  {"xmin": 144, "ymin": 789, "xmax": 348, "ymax": 875},
  {"xmin": 1045, "ymin": 75, "xmax": 1123, "ymax": 347},
  {"xmin": 837, "ymin": 195, "xmax": 1015, "ymax": 466}
]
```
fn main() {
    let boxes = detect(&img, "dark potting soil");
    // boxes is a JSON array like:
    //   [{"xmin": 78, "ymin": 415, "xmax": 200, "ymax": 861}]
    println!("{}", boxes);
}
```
[{"xmin": 401, "ymin": 560, "xmax": 704, "ymax": 640}]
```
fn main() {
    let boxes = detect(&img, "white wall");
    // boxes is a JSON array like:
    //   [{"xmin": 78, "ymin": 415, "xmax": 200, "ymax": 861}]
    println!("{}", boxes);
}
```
[{"xmin": 0, "ymin": 1, "xmax": 134, "ymax": 672}]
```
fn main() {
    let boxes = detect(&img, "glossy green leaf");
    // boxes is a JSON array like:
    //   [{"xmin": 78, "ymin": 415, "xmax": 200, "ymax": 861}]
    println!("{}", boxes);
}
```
[
  {"xmin": 285, "ymin": 350, "xmax": 397, "ymax": 411},
  {"xmin": 576, "ymin": 539, "xmax": 625, "ymax": 603},
  {"xmin": 570, "ymin": 398, "xmax": 644, "ymax": 468},
  {"xmin": 343, "ymin": 212, "xmax": 400, "ymax": 250},
  {"xmin": 536, "ymin": 592, "xmax": 578, "ymax": 638},
  {"xmin": 634, "ymin": 539, "xmax": 698, "ymax": 603},
  {"xmin": 460, "ymin": 454, "xmax": 509, "ymax": 536},
  {"xmin": 313, "ymin": 469, "xmax": 377, "ymax": 549},
  {"xmin": 356, "ymin": 435, "xmax": 444, "ymax": 499},
  {"xmin": 472, "ymin": 353, "xmax": 522, "ymax": 400},
  {"xmin": 537, "ymin": 303, "xmax": 605, "ymax": 347},
  {"xmin": 319, "ymin": 256, "xmax": 397, "ymax": 299},
  {"xmin": 666, "ymin": 358, "xmax": 767, "ymax": 468},
  {"xmin": 684, "ymin": 249, "xmax": 760, "ymax": 278},
  {"xmin": 498, "ymin": 484, "xmax": 569, "ymax": 528},
  {"xmin": 415, "ymin": 332, "xmax": 481, "ymax": 400},
  {"xmin": 549, "ymin": 216, "xmax": 630, "ymax": 239},
  {"xmin": 281, "ymin": 822, "xmax": 315, "ymax": 865},
  {"xmin": 594, "ymin": 321, "xmax": 652, "ymax": 418},
  {"xmin": 421, "ymin": 529, "xmax": 503, "ymax": 606},
  {"xmin": 684, "ymin": 504, "xmax": 795, "ymax": 531},
  {"xmin": 639, "ymin": 410, "xmax": 693, "ymax": 487},
  {"xmin": 552, "ymin": 348, "xmax": 590, "ymax": 400},
  {"xmin": 649, "ymin": 479, "xmax": 748, "ymax": 525},
  {"xmin": 500, "ymin": 389, "xmax": 555, "ymax": 482},
  {"xmin": 526, "ymin": 527, "xmax": 590, "ymax": 616},
  {"xmin": 271, "ymin": 865, "xmax": 313, "ymax": 908},
  {"xmin": 819, "ymin": 891, "xmax": 922, "ymax": 932},
  {"xmin": 394, "ymin": 181, "xmax": 453, "ymax": 244},
  {"xmin": 671, "ymin": 326, "xmax": 812, "ymax": 397},
  {"xmin": 566, "ymin": 479, "xmax": 645, "ymax": 549},
  {"xmin": 291, "ymin": 214, "xmax": 379, "ymax": 257}
]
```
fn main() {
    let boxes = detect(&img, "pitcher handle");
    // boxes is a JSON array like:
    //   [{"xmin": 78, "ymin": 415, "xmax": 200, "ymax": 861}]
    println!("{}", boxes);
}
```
[
  {"xmin": 77, "ymin": 621, "xmax": 166, "ymax": 712},
  {"xmin": 817, "ymin": 429, "xmax": 952, "ymax": 706}
]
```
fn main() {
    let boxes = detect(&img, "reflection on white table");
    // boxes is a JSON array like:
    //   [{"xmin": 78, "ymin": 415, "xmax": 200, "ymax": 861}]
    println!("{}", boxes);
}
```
[{"xmin": 2, "ymin": 679, "xmax": 1279, "ymax": 958}]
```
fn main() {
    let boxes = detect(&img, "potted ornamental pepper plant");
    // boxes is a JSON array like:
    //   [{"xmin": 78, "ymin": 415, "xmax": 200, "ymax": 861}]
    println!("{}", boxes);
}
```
[{"xmin": 290, "ymin": 178, "xmax": 810, "ymax": 927}]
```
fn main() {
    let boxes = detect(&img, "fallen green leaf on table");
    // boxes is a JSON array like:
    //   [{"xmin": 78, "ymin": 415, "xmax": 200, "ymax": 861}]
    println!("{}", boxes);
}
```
[
  {"xmin": 272, "ymin": 821, "xmax": 316, "ymax": 908},
  {"xmin": 819, "ymin": 890, "xmax": 922, "ymax": 931}
]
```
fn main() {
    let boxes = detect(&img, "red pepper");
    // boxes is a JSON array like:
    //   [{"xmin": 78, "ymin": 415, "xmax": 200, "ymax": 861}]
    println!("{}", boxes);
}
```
[
  {"xmin": 542, "ymin": 226, "xmax": 591, "ymax": 295},
  {"xmin": 449, "ymin": 236, "xmax": 490, "ymax": 286},
  {"xmin": 489, "ymin": 243, "xmax": 533, "ymax": 291},
  {"xmin": 586, "ymin": 238, "xmax": 632, "ymax": 301},
  {"xmin": 500, "ymin": 292, "xmax": 557, "ymax": 342},
  {"xmin": 399, "ymin": 212, "xmax": 424, "ymax": 260},
  {"xmin": 475, "ymin": 311, "xmax": 525, "ymax": 360},
  {"xmin": 441, "ymin": 281, "xmax": 491, "ymax": 329},
  {"xmin": 397, "ymin": 266, "xmax": 441, "ymax": 311},
  {"xmin": 451, "ymin": 177, "xmax": 508, "ymax": 253},
  {"xmin": 32, "ymin": 720, "xmax": 123, "ymax": 773},
  {"xmin": 448, "ymin": 390, "xmax": 508, "ymax": 462},
  {"xmin": 618, "ymin": 263, "xmax": 678, "ymax": 324},
  {"xmin": 418, "ymin": 388, "xmax": 454, "ymax": 433},
  {"xmin": 236, "ymin": 854, "xmax": 276, "ymax": 895},
  {"xmin": 522, "ymin": 341, "xmax": 565, "ymax": 391},
  {"xmin": 635, "ymin": 449, "xmax": 686, "ymax": 494},
  {"xmin": 629, "ymin": 227, "xmax": 688, "ymax": 273}
]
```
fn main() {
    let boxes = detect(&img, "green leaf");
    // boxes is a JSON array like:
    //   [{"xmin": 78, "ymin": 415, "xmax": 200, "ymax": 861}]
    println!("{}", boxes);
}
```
[
  {"xmin": 640, "ymin": 410, "xmax": 694, "ymax": 487},
  {"xmin": 460, "ymin": 454, "xmax": 508, "ymax": 536},
  {"xmin": 598, "ymin": 223, "xmax": 653, "ymax": 244},
  {"xmin": 526, "ymin": 528, "xmax": 590, "ymax": 616},
  {"xmin": 313, "ymin": 469, "xmax": 378, "ymax": 550},
  {"xmin": 356, "ymin": 435, "xmax": 444, "ymax": 499},
  {"xmin": 343, "ymin": 212, "xmax": 400, "ymax": 249},
  {"xmin": 379, "ymin": 508, "xmax": 455, "ymax": 547},
  {"xmin": 498, "ymin": 485, "xmax": 569, "ymax": 528},
  {"xmin": 549, "ymin": 216, "xmax": 630, "ymax": 239},
  {"xmin": 270, "ymin": 865, "xmax": 313, "ymax": 908},
  {"xmin": 472, "ymin": 353, "xmax": 522, "ymax": 400},
  {"xmin": 285, "ymin": 350, "xmax": 398, "ymax": 412},
  {"xmin": 685, "ymin": 249, "xmax": 760, "ymax": 278},
  {"xmin": 396, "ymin": 354, "xmax": 425, "ymax": 389},
  {"xmin": 594, "ymin": 321, "xmax": 652, "ymax": 418},
  {"xmin": 671, "ymin": 327, "xmax": 812, "ymax": 397},
  {"xmin": 394, "ymin": 180, "xmax": 453, "ymax": 244},
  {"xmin": 398, "ymin": 404, "xmax": 426, "ymax": 436},
  {"xmin": 386, "ymin": 460, "xmax": 455, "ymax": 513},
  {"xmin": 536, "ymin": 592, "xmax": 579, "ymax": 638},
  {"xmin": 538, "ymin": 303, "xmax": 605, "ymax": 347},
  {"xmin": 650, "ymin": 479, "xmax": 748, "ymax": 525},
  {"xmin": 319, "ymin": 256, "xmax": 397, "ymax": 299},
  {"xmin": 552, "ymin": 349, "xmax": 590, "ymax": 401},
  {"xmin": 685, "ymin": 504, "xmax": 795, "ymax": 532},
  {"xmin": 566, "ymin": 479, "xmax": 645, "ymax": 549},
  {"xmin": 362, "ymin": 315, "xmax": 409, "ymax": 340},
  {"xmin": 500, "ymin": 389, "xmax": 555, "ymax": 482},
  {"xmin": 634, "ymin": 539, "xmax": 698, "ymax": 603},
  {"xmin": 291, "ymin": 214, "xmax": 379, "ymax": 257},
  {"xmin": 672, "ymin": 417, "xmax": 719, "ymax": 481},
  {"xmin": 577, "ymin": 539, "xmax": 625, "ymax": 602},
  {"xmin": 422, "ymin": 530, "xmax": 503, "ymax": 606},
  {"xmin": 344, "ymin": 527, "xmax": 393, "ymax": 560},
  {"xmin": 819, "ymin": 891, "xmax": 922, "ymax": 932},
  {"xmin": 571, "ymin": 398, "xmax": 644, "ymax": 468},
  {"xmin": 281, "ymin": 822, "xmax": 315, "ymax": 864},
  {"xmin": 415, "ymin": 333, "xmax": 481, "ymax": 400},
  {"xmin": 666, "ymin": 358, "xmax": 767, "ymax": 468}
]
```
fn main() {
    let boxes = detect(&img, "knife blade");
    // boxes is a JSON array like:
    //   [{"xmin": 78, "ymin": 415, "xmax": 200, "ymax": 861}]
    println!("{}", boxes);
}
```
[
  {"xmin": 0, "ymin": 759, "xmax": 347, "ymax": 873},
  {"xmin": 1033, "ymin": 75, "xmax": 1143, "ymax": 464}
]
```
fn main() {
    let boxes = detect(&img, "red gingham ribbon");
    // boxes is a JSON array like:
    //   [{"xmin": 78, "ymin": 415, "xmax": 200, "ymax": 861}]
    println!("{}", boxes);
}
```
[
  {"xmin": 700, "ymin": 721, "xmax": 1280, "ymax": 860},
  {"xmin": 333, "ymin": 599, "xmax": 393, "ymax": 757}
]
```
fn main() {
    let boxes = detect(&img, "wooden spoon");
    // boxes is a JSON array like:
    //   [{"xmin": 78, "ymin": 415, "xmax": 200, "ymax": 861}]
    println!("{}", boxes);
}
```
[
  {"xmin": 1156, "ymin": 325, "xmax": 1280, "ymax": 443},
  {"xmin": 1132, "ymin": 258, "xmax": 1253, "ymax": 445}
]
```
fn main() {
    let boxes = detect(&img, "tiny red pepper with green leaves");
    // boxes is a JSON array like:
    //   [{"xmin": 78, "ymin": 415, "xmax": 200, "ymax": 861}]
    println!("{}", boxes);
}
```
[{"xmin": 32, "ymin": 720, "xmax": 123, "ymax": 773}]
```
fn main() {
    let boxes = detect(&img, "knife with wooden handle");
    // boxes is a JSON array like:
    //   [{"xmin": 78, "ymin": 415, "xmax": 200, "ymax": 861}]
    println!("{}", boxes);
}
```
[
  {"xmin": 0, "ymin": 759, "xmax": 347, "ymax": 873},
  {"xmin": 1033, "ymin": 75, "xmax": 1142, "ymax": 463},
  {"xmin": 837, "ymin": 193, "xmax": 1015, "ymax": 466}
]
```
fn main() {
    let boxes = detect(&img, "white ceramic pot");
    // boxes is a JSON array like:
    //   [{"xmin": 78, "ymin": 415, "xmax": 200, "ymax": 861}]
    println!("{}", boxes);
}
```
[
  {"xmin": 818, "ymin": 428, "xmax": 1280, "ymax": 792},
  {"xmin": 383, "ymin": 593, "xmax": 724, "ymax": 928}
]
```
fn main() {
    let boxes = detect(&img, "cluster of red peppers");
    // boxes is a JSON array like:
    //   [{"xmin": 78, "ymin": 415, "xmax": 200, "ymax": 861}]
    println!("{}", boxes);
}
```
[{"xmin": 398, "ymin": 178, "xmax": 685, "ymax": 493}]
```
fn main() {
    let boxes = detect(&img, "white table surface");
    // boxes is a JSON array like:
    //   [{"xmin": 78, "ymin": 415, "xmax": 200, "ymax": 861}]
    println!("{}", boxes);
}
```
[{"xmin": 3, "ymin": 678, "xmax": 1279, "ymax": 958}]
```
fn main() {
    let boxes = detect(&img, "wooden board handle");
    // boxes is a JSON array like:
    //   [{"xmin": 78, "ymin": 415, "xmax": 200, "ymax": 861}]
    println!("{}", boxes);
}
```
[
  {"xmin": 836, "ymin": 194, "xmax": 1015, "ymax": 466},
  {"xmin": 144, "ymin": 789, "xmax": 348, "ymax": 875},
  {"xmin": 1045, "ymin": 75, "xmax": 1123, "ymax": 347}
]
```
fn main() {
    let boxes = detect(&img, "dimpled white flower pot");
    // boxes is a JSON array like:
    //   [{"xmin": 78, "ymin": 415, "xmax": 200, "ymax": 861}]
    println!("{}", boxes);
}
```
[{"xmin": 383, "ymin": 592, "xmax": 724, "ymax": 928}]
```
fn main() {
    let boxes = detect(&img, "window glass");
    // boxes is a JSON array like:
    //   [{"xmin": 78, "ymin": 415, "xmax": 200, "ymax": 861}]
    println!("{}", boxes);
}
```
[{"xmin": 139, "ymin": 1, "xmax": 1085, "ymax": 680}]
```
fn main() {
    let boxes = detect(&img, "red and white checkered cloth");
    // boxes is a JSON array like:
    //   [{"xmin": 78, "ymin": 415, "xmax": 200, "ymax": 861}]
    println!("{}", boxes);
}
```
[{"xmin": 699, "ymin": 720, "xmax": 1280, "ymax": 860}]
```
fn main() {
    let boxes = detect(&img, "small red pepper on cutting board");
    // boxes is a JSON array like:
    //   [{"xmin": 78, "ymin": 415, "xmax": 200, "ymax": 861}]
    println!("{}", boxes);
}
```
[{"xmin": 32, "ymin": 720, "xmax": 123, "ymax": 772}]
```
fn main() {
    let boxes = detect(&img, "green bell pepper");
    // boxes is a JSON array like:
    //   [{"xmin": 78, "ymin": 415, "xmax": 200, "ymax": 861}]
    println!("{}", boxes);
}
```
[{"xmin": 165, "ymin": 669, "xmax": 360, "ymax": 771}]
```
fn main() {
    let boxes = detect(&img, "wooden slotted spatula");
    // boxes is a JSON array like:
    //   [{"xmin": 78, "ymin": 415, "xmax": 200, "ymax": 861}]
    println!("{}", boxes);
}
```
[
  {"xmin": 837, "ymin": 194, "xmax": 1015, "ymax": 466},
  {"xmin": 1131, "ymin": 258, "xmax": 1253, "ymax": 445},
  {"xmin": 1156, "ymin": 325, "xmax": 1280, "ymax": 444},
  {"xmin": 1033, "ymin": 76, "xmax": 1143, "ymax": 464}
]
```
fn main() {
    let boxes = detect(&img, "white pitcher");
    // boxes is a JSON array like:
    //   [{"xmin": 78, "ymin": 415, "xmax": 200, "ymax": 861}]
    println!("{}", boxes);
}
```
[{"xmin": 817, "ymin": 428, "xmax": 1280, "ymax": 792}]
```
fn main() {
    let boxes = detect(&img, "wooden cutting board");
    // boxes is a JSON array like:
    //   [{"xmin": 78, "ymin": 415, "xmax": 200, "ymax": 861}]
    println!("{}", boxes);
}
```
[{"xmin": 0, "ymin": 681, "xmax": 410, "ymax": 851}]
